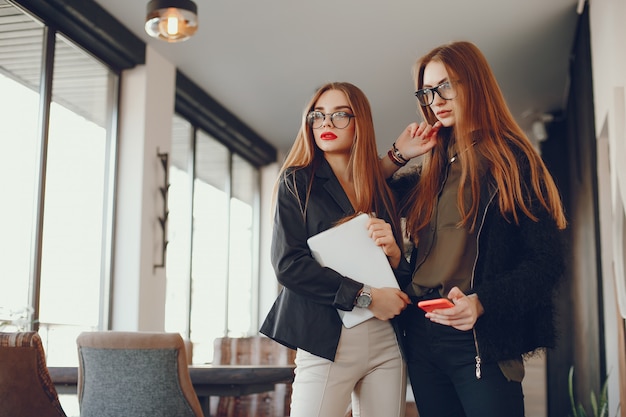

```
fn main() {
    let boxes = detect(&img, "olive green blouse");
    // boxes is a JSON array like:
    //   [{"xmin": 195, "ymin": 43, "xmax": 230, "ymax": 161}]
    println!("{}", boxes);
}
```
[{"xmin": 405, "ymin": 148, "xmax": 524, "ymax": 382}]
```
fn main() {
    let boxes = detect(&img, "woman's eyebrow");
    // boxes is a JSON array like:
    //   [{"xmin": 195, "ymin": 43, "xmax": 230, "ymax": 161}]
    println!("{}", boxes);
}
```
[
  {"xmin": 313, "ymin": 105, "xmax": 352, "ymax": 112},
  {"xmin": 423, "ymin": 78, "xmax": 448, "ymax": 88}
]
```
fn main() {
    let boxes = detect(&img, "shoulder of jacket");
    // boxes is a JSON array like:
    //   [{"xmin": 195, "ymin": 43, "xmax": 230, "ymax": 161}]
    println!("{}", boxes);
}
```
[{"xmin": 280, "ymin": 165, "xmax": 312, "ymax": 185}]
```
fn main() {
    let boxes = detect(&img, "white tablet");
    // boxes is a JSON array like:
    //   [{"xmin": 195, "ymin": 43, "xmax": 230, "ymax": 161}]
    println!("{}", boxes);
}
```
[{"xmin": 307, "ymin": 213, "xmax": 399, "ymax": 328}]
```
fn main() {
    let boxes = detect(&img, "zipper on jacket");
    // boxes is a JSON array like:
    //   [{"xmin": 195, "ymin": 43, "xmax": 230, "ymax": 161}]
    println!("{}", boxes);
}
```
[
  {"xmin": 473, "ymin": 328, "xmax": 482, "ymax": 379},
  {"xmin": 469, "ymin": 189, "xmax": 497, "ymax": 380}
]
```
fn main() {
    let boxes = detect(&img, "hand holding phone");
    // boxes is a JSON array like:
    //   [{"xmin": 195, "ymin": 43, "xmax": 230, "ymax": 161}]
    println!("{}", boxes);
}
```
[{"xmin": 417, "ymin": 298, "xmax": 454, "ymax": 313}]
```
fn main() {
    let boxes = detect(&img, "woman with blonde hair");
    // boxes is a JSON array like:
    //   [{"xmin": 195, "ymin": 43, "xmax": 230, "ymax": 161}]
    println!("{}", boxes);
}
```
[
  {"xmin": 261, "ymin": 82, "xmax": 411, "ymax": 417},
  {"xmin": 383, "ymin": 41, "xmax": 567, "ymax": 417}
]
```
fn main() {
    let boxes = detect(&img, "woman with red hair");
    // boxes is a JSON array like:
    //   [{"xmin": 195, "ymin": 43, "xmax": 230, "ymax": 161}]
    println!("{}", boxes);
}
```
[
  {"xmin": 262, "ymin": 82, "xmax": 412, "ymax": 417},
  {"xmin": 384, "ymin": 41, "xmax": 567, "ymax": 417}
]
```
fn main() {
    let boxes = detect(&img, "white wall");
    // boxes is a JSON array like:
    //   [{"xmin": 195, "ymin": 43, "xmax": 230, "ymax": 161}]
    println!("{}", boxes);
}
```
[
  {"xmin": 588, "ymin": 0, "xmax": 626, "ymax": 413},
  {"xmin": 111, "ymin": 46, "xmax": 175, "ymax": 331}
]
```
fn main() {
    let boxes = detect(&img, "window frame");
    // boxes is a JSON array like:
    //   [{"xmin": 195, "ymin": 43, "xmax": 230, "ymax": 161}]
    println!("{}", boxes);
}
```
[
  {"xmin": 166, "ymin": 116, "xmax": 263, "ymax": 363},
  {"xmin": 9, "ymin": 0, "xmax": 276, "ymax": 364}
]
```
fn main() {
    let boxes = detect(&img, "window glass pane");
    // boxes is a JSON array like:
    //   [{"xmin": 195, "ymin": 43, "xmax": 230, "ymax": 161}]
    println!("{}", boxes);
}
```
[
  {"xmin": 165, "ymin": 114, "xmax": 193, "ymax": 335},
  {"xmin": 228, "ymin": 155, "xmax": 257, "ymax": 336},
  {"xmin": 39, "ymin": 34, "xmax": 116, "ymax": 366},
  {"xmin": 0, "ymin": 0, "xmax": 43, "ymax": 328},
  {"xmin": 189, "ymin": 130, "xmax": 229, "ymax": 364}
]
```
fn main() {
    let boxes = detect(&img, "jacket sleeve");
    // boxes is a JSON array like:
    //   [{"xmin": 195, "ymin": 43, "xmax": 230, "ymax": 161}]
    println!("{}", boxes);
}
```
[
  {"xmin": 391, "ymin": 244, "xmax": 413, "ymax": 290},
  {"xmin": 387, "ymin": 168, "xmax": 420, "ymax": 217},
  {"xmin": 387, "ymin": 169, "xmax": 418, "ymax": 289},
  {"xmin": 474, "ymin": 148, "xmax": 565, "ymax": 321},
  {"xmin": 270, "ymin": 171, "xmax": 362, "ymax": 311},
  {"xmin": 472, "ymin": 188, "xmax": 565, "ymax": 323}
]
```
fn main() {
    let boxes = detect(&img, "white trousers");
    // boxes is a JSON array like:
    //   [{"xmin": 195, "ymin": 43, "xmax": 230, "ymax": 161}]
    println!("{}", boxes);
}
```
[{"xmin": 289, "ymin": 318, "xmax": 406, "ymax": 417}]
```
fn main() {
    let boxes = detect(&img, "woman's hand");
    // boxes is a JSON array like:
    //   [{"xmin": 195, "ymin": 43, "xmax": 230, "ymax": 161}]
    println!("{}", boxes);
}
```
[
  {"xmin": 394, "ymin": 121, "xmax": 442, "ymax": 160},
  {"xmin": 369, "ymin": 287, "xmax": 410, "ymax": 320},
  {"xmin": 366, "ymin": 217, "xmax": 401, "ymax": 268},
  {"xmin": 381, "ymin": 121, "xmax": 442, "ymax": 178},
  {"xmin": 424, "ymin": 286, "xmax": 484, "ymax": 331}
]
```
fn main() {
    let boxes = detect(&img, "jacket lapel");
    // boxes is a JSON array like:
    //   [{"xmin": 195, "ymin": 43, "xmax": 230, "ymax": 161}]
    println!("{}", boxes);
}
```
[{"xmin": 316, "ymin": 159, "xmax": 355, "ymax": 215}]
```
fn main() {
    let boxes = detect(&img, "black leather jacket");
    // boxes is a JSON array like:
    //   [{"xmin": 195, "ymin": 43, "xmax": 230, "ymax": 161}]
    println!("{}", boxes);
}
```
[{"xmin": 260, "ymin": 159, "xmax": 411, "ymax": 361}]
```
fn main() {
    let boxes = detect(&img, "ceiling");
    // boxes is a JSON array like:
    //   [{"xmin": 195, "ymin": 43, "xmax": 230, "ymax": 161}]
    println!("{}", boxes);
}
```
[{"xmin": 93, "ymin": 0, "xmax": 581, "ymax": 155}]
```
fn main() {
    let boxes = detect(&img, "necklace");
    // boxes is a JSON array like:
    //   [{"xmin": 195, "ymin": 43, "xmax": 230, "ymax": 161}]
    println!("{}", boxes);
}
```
[{"xmin": 449, "ymin": 141, "xmax": 477, "ymax": 163}]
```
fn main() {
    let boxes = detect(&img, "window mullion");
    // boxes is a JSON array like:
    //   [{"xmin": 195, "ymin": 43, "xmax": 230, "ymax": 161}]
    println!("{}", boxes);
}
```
[
  {"xmin": 29, "ymin": 25, "xmax": 55, "ymax": 332},
  {"xmin": 223, "ymin": 152, "xmax": 233, "ymax": 336}
]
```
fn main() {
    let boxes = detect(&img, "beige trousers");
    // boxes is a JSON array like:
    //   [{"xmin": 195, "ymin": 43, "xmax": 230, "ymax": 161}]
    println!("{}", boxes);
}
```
[{"xmin": 289, "ymin": 318, "xmax": 406, "ymax": 417}]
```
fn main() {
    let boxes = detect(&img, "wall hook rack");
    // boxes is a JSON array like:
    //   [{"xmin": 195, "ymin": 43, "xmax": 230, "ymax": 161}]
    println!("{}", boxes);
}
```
[{"xmin": 155, "ymin": 148, "xmax": 169, "ymax": 270}]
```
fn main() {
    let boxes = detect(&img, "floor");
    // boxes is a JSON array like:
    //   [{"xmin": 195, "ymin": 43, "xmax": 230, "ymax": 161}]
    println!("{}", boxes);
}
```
[
  {"xmin": 405, "ymin": 402, "xmax": 419, "ymax": 417},
  {"xmin": 522, "ymin": 355, "xmax": 547, "ymax": 417}
]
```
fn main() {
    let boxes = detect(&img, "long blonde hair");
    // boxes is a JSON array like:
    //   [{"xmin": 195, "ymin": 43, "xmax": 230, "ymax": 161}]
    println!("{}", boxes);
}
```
[
  {"xmin": 276, "ymin": 82, "xmax": 401, "ymax": 238},
  {"xmin": 404, "ymin": 41, "xmax": 566, "ymax": 238}
]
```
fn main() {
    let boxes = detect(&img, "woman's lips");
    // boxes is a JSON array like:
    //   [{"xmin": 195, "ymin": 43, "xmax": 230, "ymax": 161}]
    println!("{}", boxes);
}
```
[
  {"xmin": 320, "ymin": 132, "xmax": 337, "ymax": 140},
  {"xmin": 437, "ymin": 110, "xmax": 451, "ymax": 118}
]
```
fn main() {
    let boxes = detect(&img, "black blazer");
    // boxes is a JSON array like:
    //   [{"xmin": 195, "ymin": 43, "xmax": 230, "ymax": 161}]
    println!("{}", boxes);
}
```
[{"xmin": 260, "ymin": 159, "xmax": 411, "ymax": 361}]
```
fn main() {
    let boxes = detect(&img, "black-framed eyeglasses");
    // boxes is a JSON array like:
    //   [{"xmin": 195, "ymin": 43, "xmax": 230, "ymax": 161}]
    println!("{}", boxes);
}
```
[
  {"xmin": 307, "ymin": 111, "xmax": 355, "ymax": 129},
  {"xmin": 414, "ymin": 81, "xmax": 457, "ymax": 106}
]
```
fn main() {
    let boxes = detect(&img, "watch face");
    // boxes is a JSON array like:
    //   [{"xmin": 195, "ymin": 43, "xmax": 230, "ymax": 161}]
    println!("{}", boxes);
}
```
[{"xmin": 356, "ymin": 293, "xmax": 372, "ymax": 308}]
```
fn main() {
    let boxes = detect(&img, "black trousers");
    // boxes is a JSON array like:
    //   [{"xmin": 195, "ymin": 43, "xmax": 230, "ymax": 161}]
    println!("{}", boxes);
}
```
[{"xmin": 403, "ymin": 300, "xmax": 525, "ymax": 417}]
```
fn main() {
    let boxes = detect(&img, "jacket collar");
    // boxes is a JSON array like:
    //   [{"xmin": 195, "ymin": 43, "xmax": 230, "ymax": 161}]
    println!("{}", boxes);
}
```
[{"xmin": 315, "ymin": 158, "xmax": 355, "ymax": 215}]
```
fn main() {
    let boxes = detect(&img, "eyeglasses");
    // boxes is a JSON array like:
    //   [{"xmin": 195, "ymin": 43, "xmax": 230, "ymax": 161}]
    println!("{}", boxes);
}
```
[
  {"xmin": 414, "ymin": 81, "xmax": 457, "ymax": 106},
  {"xmin": 307, "ymin": 111, "xmax": 355, "ymax": 129}
]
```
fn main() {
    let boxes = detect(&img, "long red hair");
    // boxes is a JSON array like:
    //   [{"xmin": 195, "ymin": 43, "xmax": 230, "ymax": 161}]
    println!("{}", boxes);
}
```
[
  {"xmin": 276, "ymin": 82, "xmax": 401, "ymax": 239},
  {"xmin": 404, "ymin": 41, "xmax": 566, "ymax": 238}
]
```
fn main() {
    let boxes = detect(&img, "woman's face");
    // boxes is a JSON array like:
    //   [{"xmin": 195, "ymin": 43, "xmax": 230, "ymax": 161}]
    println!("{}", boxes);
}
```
[
  {"xmin": 422, "ymin": 60, "xmax": 458, "ymax": 128},
  {"xmin": 310, "ymin": 89, "xmax": 356, "ymax": 156}
]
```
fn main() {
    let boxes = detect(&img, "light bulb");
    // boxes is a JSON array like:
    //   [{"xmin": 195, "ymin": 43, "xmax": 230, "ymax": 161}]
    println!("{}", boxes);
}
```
[
  {"xmin": 145, "ymin": 0, "xmax": 198, "ymax": 42},
  {"xmin": 166, "ymin": 15, "xmax": 179, "ymax": 35}
]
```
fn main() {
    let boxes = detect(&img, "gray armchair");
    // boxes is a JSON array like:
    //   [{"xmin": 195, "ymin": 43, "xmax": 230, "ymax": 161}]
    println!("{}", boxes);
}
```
[{"xmin": 76, "ymin": 331, "xmax": 203, "ymax": 417}]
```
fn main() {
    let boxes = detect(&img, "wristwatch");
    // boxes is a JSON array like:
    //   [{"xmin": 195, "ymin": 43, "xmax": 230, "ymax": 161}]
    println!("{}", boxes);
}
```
[{"xmin": 355, "ymin": 285, "xmax": 372, "ymax": 308}]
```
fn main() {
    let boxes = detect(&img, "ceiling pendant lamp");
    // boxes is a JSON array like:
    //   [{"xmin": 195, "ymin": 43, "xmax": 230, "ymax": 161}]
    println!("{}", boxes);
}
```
[{"xmin": 145, "ymin": 0, "xmax": 198, "ymax": 43}]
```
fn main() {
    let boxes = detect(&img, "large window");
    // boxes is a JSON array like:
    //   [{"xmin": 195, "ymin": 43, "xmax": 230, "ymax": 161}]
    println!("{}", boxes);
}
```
[
  {"xmin": 0, "ymin": 0, "xmax": 118, "ymax": 365},
  {"xmin": 229, "ymin": 154, "xmax": 259, "ymax": 335},
  {"xmin": 165, "ymin": 115, "xmax": 260, "ymax": 364},
  {"xmin": 3, "ymin": 0, "xmax": 273, "ymax": 375},
  {"xmin": 38, "ymin": 33, "xmax": 117, "ymax": 365},
  {"xmin": 0, "ymin": 1, "xmax": 42, "ymax": 326},
  {"xmin": 163, "ymin": 115, "xmax": 193, "ymax": 336}
]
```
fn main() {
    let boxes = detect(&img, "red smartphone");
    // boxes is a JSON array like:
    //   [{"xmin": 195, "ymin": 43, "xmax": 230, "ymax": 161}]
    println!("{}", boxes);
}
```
[{"xmin": 417, "ymin": 298, "xmax": 454, "ymax": 313}]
